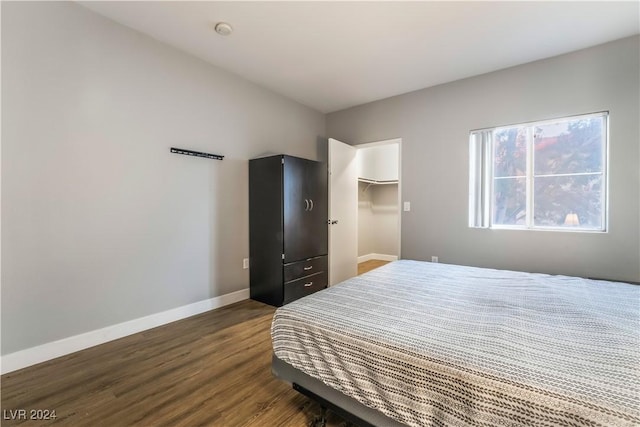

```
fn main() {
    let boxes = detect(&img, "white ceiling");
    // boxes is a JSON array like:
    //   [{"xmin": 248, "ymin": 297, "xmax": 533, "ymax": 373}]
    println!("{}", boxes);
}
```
[{"xmin": 79, "ymin": 1, "xmax": 639, "ymax": 114}]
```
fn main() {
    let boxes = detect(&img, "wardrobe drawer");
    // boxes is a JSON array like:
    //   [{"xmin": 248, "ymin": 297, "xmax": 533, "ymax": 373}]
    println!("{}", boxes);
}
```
[
  {"xmin": 283, "ymin": 272, "xmax": 327, "ymax": 304},
  {"xmin": 284, "ymin": 255, "xmax": 328, "ymax": 283}
]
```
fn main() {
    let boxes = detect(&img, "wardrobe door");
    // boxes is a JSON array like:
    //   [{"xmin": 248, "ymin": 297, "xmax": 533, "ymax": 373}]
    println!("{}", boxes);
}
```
[
  {"xmin": 283, "ymin": 157, "xmax": 328, "ymax": 263},
  {"xmin": 305, "ymin": 160, "xmax": 328, "ymax": 257}
]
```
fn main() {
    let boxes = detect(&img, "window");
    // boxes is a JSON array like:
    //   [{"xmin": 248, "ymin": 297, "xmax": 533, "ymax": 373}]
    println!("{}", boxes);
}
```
[{"xmin": 469, "ymin": 112, "xmax": 608, "ymax": 231}]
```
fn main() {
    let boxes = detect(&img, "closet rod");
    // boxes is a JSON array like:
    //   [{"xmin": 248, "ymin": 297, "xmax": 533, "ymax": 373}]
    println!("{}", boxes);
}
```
[{"xmin": 170, "ymin": 147, "xmax": 224, "ymax": 160}]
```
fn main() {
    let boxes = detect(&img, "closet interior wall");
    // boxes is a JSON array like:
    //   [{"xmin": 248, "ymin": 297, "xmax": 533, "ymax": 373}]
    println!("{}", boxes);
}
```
[
  {"xmin": 356, "ymin": 142, "xmax": 400, "ymax": 262},
  {"xmin": 358, "ymin": 182, "xmax": 399, "ymax": 259}
]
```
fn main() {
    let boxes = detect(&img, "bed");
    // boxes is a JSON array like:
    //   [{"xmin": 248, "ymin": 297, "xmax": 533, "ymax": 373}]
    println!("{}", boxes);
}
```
[{"xmin": 271, "ymin": 260, "xmax": 640, "ymax": 427}]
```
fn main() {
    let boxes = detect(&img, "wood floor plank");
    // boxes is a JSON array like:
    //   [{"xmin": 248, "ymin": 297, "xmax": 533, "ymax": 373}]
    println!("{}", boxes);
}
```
[
  {"xmin": 358, "ymin": 259, "xmax": 390, "ymax": 275},
  {"xmin": 1, "ymin": 300, "xmax": 349, "ymax": 426}
]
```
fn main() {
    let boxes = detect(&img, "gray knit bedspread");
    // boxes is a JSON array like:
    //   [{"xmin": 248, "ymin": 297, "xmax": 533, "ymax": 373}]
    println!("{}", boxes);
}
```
[{"xmin": 271, "ymin": 260, "xmax": 640, "ymax": 427}]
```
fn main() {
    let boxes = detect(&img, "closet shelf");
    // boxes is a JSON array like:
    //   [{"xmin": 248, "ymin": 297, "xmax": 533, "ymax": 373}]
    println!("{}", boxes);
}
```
[
  {"xmin": 358, "ymin": 178, "xmax": 398, "ymax": 185},
  {"xmin": 358, "ymin": 177, "xmax": 398, "ymax": 192}
]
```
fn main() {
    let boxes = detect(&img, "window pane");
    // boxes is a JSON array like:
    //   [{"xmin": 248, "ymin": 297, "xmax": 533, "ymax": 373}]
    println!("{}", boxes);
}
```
[
  {"xmin": 494, "ymin": 127, "xmax": 527, "ymax": 177},
  {"xmin": 534, "ymin": 175, "xmax": 603, "ymax": 229},
  {"xmin": 534, "ymin": 116, "xmax": 604, "ymax": 175},
  {"xmin": 493, "ymin": 177, "xmax": 526, "ymax": 225}
]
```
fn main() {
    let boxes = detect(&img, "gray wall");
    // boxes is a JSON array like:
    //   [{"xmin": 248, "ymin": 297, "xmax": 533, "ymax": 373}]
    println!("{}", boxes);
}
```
[
  {"xmin": 328, "ymin": 36, "xmax": 640, "ymax": 282},
  {"xmin": 1, "ymin": 2, "xmax": 325, "ymax": 355}
]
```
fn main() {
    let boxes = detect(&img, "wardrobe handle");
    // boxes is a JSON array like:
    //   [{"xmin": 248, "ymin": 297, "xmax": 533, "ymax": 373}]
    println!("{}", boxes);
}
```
[
  {"xmin": 304, "ymin": 282, "xmax": 313, "ymax": 287},
  {"xmin": 303, "ymin": 266, "xmax": 313, "ymax": 271},
  {"xmin": 304, "ymin": 199, "xmax": 309, "ymax": 211},
  {"xmin": 309, "ymin": 199, "xmax": 314, "ymax": 211}
]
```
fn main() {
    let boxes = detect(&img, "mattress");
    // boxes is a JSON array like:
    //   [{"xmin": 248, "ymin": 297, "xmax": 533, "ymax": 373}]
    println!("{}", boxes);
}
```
[{"xmin": 271, "ymin": 260, "xmax": 640, "ymax": 427}]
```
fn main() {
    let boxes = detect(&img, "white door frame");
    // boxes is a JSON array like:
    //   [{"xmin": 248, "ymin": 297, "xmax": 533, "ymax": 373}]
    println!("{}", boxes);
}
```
[{"xmin": 355, "ymin": 138, "xmax": 402, "ymax": 260}]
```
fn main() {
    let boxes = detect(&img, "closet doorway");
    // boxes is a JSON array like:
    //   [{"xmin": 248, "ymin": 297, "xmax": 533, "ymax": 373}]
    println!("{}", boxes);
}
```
[{"xmin": 356, "ymin": 139, "xmax": 401, "ymax": 271}]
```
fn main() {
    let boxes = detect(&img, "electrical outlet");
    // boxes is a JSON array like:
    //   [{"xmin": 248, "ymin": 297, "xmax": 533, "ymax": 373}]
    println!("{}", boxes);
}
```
[
  {"xmin": 403, "ymin": 201, "xmax": 411, "ymax": 212},
  {"xmin": 243, "ymin": 258, "xmax": 249, "ymax": 269},
  {"xmin": 431, "ymin": 256, "xmax": 439, "ymax": 263}
]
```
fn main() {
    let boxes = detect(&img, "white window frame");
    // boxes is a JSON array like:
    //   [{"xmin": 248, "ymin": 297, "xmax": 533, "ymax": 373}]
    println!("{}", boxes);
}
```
[{"xmin": 469, "ymin": 112, "xmax": 609, "ymax": 232}]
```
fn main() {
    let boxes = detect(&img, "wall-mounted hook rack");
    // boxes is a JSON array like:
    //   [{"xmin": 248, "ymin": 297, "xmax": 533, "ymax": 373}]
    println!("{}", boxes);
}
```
[{"xmin": 170, "ymin": 147, "xmax": 224, "ymax": 160}]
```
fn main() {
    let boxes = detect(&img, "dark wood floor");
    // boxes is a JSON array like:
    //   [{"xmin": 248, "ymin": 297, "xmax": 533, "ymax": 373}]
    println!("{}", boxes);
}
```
[
  {"xmin": 2, "ymin": 261, "xmax": 390, "ymax": 427},
  {"xmin": 1, "ymin": 300, "xmax": 350, "ymax": 426}
]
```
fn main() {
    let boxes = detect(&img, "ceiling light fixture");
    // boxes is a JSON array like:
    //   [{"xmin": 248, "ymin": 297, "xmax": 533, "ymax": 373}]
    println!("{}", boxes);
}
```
[{"xmin": 214, "ymin": 22, "xmax": 233, "ymax": 36}]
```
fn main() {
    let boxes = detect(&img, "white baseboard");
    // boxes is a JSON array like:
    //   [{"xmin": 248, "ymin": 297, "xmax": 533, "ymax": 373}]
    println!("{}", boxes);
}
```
[
  {"xmin": 1, "ymin": 288, "xmax": 249, "ymax": 375},
  {"xmin": 358, "ymin": 253, "xmax": 398, "ymax": 263}
]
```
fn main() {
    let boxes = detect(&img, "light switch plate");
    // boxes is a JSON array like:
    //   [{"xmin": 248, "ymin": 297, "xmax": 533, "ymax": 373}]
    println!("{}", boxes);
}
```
[{"xmin": 403, "ymin": 202, "xmax": 411, "ymax": 212}]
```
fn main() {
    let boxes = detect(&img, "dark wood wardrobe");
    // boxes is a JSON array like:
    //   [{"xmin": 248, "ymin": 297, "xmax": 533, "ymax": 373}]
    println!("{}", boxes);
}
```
[{"xmin": 249, "ymin": 155, "xmax": 328, "ymax": 306}]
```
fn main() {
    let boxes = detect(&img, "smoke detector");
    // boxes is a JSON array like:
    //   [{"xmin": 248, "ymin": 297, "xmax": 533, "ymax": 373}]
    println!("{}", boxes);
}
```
[{"xmin": 214, "ymin": 22, "xmax": 233, "ymax": 36}]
